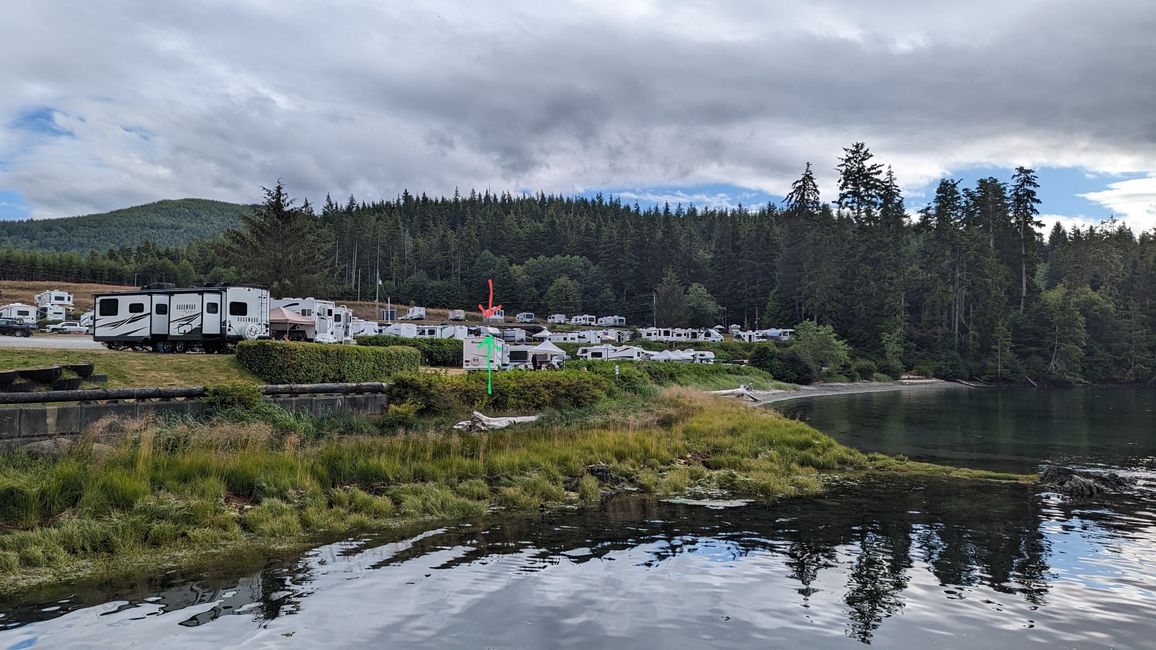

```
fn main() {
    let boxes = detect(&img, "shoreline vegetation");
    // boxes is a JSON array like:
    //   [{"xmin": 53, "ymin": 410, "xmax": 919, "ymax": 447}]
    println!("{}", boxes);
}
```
[{"xmin": 0, "ymin": 364, "xmax": 1032, "ymax": 597}]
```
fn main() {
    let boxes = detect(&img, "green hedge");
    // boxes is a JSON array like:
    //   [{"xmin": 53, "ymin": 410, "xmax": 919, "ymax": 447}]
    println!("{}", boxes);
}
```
[
  {"xmin": 356, "ymin": 335, "xmax": 462, "ymax": 367},
  {"xmin": 236, "ymin": 341, "xmax": 420, "ymax": 384},
  {"xmin": 390, "ymin": 369, "xmax": 613, "ymax": 415}
]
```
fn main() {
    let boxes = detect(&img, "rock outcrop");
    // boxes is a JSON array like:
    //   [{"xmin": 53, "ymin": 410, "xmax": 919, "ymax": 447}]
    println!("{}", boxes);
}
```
[{"xmin": 1038, "ymin": 465, "xmax": 1131, "ymax": 497}]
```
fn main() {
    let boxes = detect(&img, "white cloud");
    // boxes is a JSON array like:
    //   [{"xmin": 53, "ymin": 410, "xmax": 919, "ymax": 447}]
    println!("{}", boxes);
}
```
[
  {"xmin": 1079, "ymin": 176, "xmax": 1156, "ymax": 233},
  {"xmin": 0, "ymin": 0, "xmax": 1154, "ymax": 224}
]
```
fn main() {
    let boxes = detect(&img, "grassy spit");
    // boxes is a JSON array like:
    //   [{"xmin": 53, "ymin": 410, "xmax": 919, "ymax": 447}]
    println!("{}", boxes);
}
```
[{"xmin": 0, "ymin": 384, "xmax": 1030, "ymax": 595}]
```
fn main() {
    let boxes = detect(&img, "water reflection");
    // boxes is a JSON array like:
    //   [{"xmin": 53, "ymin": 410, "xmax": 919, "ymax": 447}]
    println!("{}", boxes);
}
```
[{"xmin": 4, "ymin": 475, "xmax": 1155, "ymax": 648}]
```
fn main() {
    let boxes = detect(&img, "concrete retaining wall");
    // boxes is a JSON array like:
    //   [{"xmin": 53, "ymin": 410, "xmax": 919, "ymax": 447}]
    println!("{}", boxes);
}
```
[{"xmin": 0, "ymin": 392, "xmax": 390, "ymax": 448}]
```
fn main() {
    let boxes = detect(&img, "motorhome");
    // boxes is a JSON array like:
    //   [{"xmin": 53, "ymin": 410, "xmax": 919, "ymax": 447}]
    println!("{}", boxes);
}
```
[
  {"xmin": 547, "ymin": 314, "xmax": 567, "ymax": 325},
  {"xmin": 569, "ymin": 314, "xmax": 596, "ymax": 326},
  {"xmin": 399, "ymin": 306, "xmax": 427, "ymax": 321},
  {"xmin": 463, "ymin": 336, "xmax": 507, "ymax": 371},
  {"xmin": 272, "ymin": 297, "xmax": 343, "ymax": 343},
  {"xmin": 93, "ymin": 284, "xmax": 269, "ymax": 352},
  {"xmin": 596, "ymin": 315, "xmax": 626, "ymax": 327},
  {"xmin": 516, "ymin": 312, "xmax": 535, "ymax": 323},
  {"xmin": 0, "ymin": 303, "xmax": 37, "ymax": 324}
]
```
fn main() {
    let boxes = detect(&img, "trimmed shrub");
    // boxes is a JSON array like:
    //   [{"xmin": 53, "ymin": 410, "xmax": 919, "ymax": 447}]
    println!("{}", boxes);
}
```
[
  {"xmin": 203, "ymin": 382, "xmax": 262, "ymax": 410},
  {"xmin": 236, "ymin": 341, "xmax": 420, "ymax": 384},
  {"xmin": 357, "ymin": 336, "xmax": 462, "ymax": 367}
]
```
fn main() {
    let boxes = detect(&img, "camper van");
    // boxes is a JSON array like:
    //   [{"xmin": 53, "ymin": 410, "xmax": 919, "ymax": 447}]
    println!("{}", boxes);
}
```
[
  {"xmin": 596, "ymin": 315, "xmax": 626, "ymax": 327},
  {"xmin": 93, "ymin": 284, "xmax": 269, "ymax": 352},
  {"xmin": 0, "ymin": 303, "xmax": 37, "ymax": 324}
]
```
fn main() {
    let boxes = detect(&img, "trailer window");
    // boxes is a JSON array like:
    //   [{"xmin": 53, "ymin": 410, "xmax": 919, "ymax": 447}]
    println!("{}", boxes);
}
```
[
  {"xmin": 206, "ymin": 302, "xmax": 219, "ymax": 314},
  {"xmin": 128, "ymin": 302, "xmax": 145, "ymax": 314},
  {"xmin": 155, "ymin": 304, "xmax": 168, "ymax": 315},
  {"xmin": 98, "ymin": 299, "xmax": 118, "ymax": 316},
  {"xmin": 228, "ymin": 302, "xmax": 248, "ymax": 316}
]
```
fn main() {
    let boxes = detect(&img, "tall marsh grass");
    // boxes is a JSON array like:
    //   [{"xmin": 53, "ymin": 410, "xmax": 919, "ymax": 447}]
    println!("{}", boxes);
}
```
[{"xmin": 0, "ymin": 389, "xmax": 1029, "ymax": 584}]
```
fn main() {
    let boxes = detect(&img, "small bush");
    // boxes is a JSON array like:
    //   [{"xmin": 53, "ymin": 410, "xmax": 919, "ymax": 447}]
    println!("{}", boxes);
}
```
[
  {"xmin": 357, "ymin": 336, "xmax": 462, "ymax": 367},
  {"xmin": 382, "ymin": 402, "xmax": 420, "ymax": 429},
  {"xmin": 577, "ymin": 475, "xmax": 601, "ymax": 503},
  {"xmin": 237, "ymin": 340, "xmax": 420, "ymax": 384},
  {"xmin": 203, "ymin": 382, "xmax": 262, "ymax": 410},
  {"xmin": 850, "ymin": 359, "xmax": 878, "ymax": 381}
]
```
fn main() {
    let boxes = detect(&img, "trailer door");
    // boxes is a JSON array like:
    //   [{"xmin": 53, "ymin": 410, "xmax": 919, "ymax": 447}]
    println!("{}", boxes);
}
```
[
  {"xmin": 168, "ymin": 292, "xmax": 204, "ymax": 338},
  {"xmin": 152, "ymin": 294, "xmax": 170, "ymax": 337},
  {"xmin": 203, "ymin": 293, "xmax": 222, "ymax": 336}
]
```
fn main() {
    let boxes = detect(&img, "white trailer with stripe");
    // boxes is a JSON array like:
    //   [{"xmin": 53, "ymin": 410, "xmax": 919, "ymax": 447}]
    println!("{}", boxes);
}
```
[{"xmin": 93, "ymin": 284, "xmax": 269, "ymax": 352}]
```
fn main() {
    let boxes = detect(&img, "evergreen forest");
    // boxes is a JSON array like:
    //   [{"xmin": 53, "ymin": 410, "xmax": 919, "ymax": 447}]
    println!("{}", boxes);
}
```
[{"xmin": 1, "ymin": 143, "xmax": 1153, "ymax": 383}]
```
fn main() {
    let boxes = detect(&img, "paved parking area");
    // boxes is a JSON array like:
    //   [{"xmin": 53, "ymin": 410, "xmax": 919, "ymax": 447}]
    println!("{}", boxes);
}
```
[{"xmin": 0, "ymin": 335, "xmax": 105, "ymax": 350}]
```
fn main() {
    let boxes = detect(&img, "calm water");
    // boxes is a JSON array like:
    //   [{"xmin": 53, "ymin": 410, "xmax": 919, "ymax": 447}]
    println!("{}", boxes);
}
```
[{"xmin": 1, "ymin": 387, "xmax": 1154, "ymax": 648}]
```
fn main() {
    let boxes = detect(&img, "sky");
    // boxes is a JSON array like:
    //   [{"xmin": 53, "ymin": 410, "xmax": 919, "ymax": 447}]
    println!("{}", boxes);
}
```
[{"xmin": 1, "ymin": 0, "xmax": 1154, "ymax": 233}]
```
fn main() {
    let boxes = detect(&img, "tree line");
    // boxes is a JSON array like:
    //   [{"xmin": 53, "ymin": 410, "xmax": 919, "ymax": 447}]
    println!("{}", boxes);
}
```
[{"xmin": 1, "ymin": 144, "xmax": 1153, "ymax": 383}]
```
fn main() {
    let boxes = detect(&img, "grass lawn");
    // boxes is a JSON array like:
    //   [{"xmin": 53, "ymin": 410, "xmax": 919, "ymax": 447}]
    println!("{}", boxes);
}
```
[{"xmin": 0, "ymin": 349, "xmax": 259, "ymax": 387}]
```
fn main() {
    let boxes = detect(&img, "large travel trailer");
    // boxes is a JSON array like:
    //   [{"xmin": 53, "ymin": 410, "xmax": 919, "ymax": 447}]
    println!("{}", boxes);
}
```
[
  {"xmin": 569, "ymin": 314, "xmax": 597, "ymax": 326},
  {"xmin": 448, "ymin": 309, "xmax": 466, "ymax": 321},
  {"xmin": 547, "ymin": 314, "xmax": 567, "ymax": 325},
  {"xmin": 93, "ymin": 285, "xmax": 269, "ymax": 352},
  {"xmin": 577, "ymin": 345, "xmax": 651, "ymax": 362},
  {"xmin": 348, "ymin": 316, "xmax": 380, "ymax": 338},
  {"xmin": 484, "ymin": 308, "xmax": 506, "ymax": 323},
  {"xmin": 272, "ymin": 297, "xmax": 344, "ymax": 343},
  {"xmin": 35, "ymin": 290, "xmax": 73, "ymax": 309},
  {"xmin": 516, "ymin": 312, "xmax": 535, "ymax": 323},
  {"xmin": 638, "ymin": 327, "xmax": 724, "ymax": 343},
  {"xmin": 596, "ymin": 315, "xmax": 626, "ymax": 327},
  {"xmin": 548, "ymin": 330, "xmax": 600, "ymax": 344},
  {"xmin": 733, "ymin": 328, "xmax": 795, "ymax": 342},
  {"xmin": 0, "ymin": 303, "xmax": 37, "ymax": 324}
]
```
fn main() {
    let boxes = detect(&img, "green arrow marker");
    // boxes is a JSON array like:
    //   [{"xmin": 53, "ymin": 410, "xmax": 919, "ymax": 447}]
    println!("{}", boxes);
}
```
[{"xmin": 477, "ymin": 334, "xmax": 497, "ymax": 394}]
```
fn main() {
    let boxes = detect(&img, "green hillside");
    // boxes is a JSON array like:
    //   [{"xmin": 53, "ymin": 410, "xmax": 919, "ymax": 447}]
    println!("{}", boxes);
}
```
[{"xmin": 0, "ymin": 199, "xmax": 249, "ymax": 252}]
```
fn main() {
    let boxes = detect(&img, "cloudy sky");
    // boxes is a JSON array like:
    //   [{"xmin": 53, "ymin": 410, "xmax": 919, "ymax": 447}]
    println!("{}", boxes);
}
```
[{"xmin": 1, "ymin": 0, "xmax": 1155, "ymax": 232}]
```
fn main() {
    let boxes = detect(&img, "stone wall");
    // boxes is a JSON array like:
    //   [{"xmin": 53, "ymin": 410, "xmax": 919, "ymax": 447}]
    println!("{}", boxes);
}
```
[{"xmin": 0, "ymin": 392, "xmax": 390, "ymax": 449}]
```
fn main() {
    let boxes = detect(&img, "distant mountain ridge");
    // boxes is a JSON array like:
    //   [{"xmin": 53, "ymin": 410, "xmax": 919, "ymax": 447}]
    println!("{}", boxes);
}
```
[{"xmin": 0, "ymin": 199, "xmax": 250, "ymax": 252}]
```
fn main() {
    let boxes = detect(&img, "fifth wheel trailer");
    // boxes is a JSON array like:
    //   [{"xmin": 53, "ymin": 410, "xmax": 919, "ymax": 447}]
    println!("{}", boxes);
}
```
[{"xmin": 93, "ymin": 284, "xmax": 269, "ymax": 352}]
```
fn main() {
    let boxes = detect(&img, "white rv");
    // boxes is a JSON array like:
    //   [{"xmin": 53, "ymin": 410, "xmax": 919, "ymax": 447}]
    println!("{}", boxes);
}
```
[
  {"xmin": 577, "ymin": 345, "xmax": 650, "ymax": 361},
  {"xmin": 448, "ymin": 309, "xmax": 466, "ymax": 321},
  {"xmin": 484, "ymin": 308, "xmax": 506, "ymax": 323},
  {"xmin": 333, "ymin": 305, "xmax": 353, "ymax": 343},
  {"xmin": 93, "ymin": 284, "xmax": 269, "ymax": 352},
  {"xmin": 516, "ymin": 312, "xmax": 535, "ymax": 323},
  {"xmin": 349, "ymin": 316, "xmax": 380, "ymax": 338},
  {"xmin": 37, "ymin": 304, "xmax": 69, "ymax": 322},
  {"xmin": 596, "ymin": 315, "xmax": 626, "ymax": 327},
  {"xmin": 463, "ymin": 336, "xmax": 507, "ymax": 371},
  {"xmin": 399, "ymin": 306, "xmax": 427, "ymax": 321},
  {"xmin": 501, "ymin": 328, "xmax": 527, "ymax": 343},
  {"xmin": 0, "ymin": 303, "xmax": 37, "ymax": 323},
  {"xmin": 78, "ymin": 310, "xmax": 94, "ymax": 333},
  {"xmin": 547, "ymin": 314, "xmax": 567, "ymax": 325},
  {"xmin": 548, "ymin": 330, "xmax": 600, "ymax": 344},
  {"xmin": 569, "ymin": 314, "xmax": 597, "ymax": 326},
  {"xmin": 35, "ymin": 290, "xmax": 74, "ymax": 309},
  {"xmin": 272, "ymin": 297, "xmax": 343, "ymax": 343}
]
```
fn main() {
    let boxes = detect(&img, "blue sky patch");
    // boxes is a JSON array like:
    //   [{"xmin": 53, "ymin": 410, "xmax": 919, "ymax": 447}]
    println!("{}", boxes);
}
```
[
  {"xmin": 0, "ymin": 190, "xmax": 30, "ymax": 220},
  {"xmin": 11, "ymin": 106, "xmax": 74, "ymax": 138}
]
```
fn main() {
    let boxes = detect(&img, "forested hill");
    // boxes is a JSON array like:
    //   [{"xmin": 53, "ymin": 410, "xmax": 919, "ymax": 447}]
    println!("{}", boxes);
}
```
[{"xmin": 0, "ymin": 199, "xmax": 249, "ymax": 252}]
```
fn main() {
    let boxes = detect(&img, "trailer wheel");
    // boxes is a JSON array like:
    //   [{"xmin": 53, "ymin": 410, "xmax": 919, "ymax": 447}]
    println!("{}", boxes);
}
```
[
  {"xmin": 174, "ymin": 341, "xmax": 187, "ymax": 354},
  {"xmin": 17, "ymin": 330, "xmax": 30, "ymax": 338}
]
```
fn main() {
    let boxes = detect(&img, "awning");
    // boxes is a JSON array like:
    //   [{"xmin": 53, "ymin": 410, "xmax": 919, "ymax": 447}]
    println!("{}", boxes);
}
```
[{"xmin": 270, "ymin": 306, "xmax": 314, "ymax": 325}]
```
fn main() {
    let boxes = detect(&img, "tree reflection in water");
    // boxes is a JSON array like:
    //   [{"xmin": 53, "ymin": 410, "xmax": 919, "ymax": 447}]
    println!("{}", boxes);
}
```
[{"xmin": 7, "ymin": 474, "xmax": 1153, "ymax": 645}]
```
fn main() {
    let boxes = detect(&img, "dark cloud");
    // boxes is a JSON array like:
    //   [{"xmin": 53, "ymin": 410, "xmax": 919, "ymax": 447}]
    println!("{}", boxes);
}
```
[{"xmin": 0, "ymin": 0, "xmax": 1154, "ymax": 228}]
